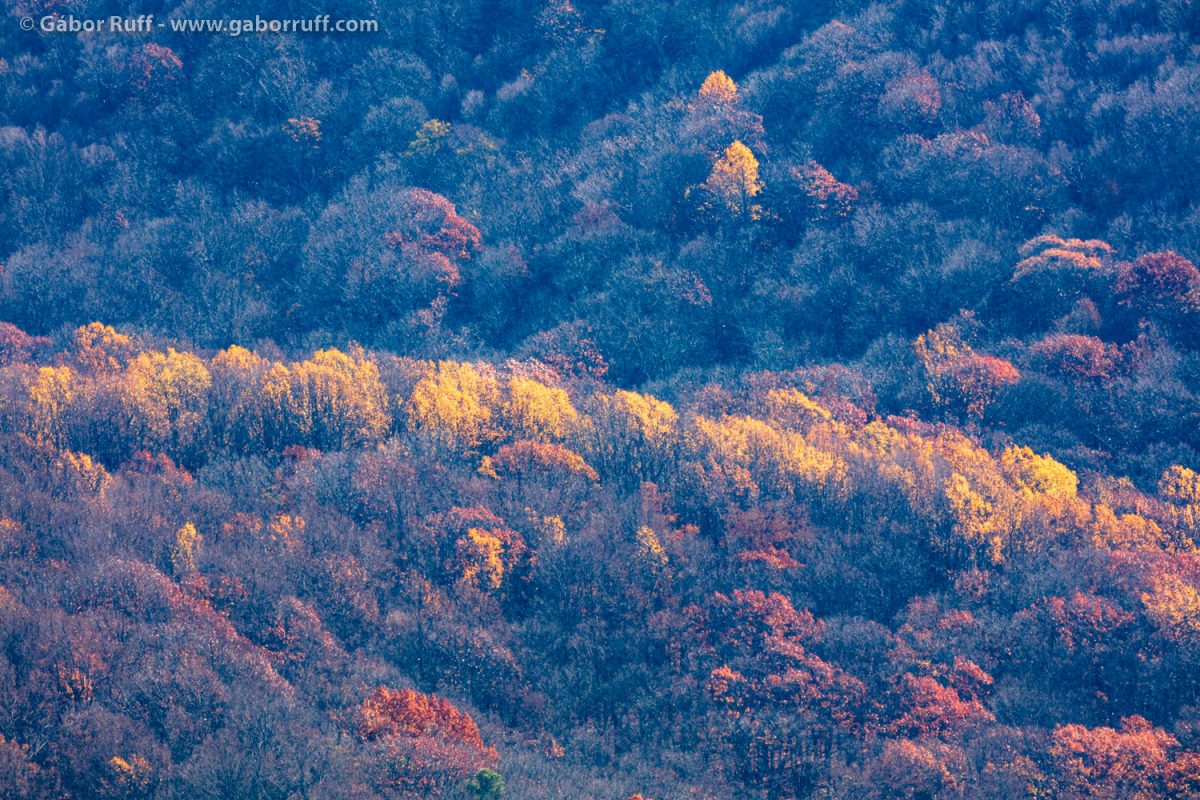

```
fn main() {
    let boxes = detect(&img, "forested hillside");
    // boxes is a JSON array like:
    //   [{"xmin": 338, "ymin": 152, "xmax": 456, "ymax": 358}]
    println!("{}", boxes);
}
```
[{"xmin": 1, "ymin": 0, "xmax": 1200, "ymax": 797}]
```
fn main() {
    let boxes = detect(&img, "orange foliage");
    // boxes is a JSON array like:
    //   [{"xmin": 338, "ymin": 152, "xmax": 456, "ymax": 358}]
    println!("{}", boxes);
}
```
[
  {"xmin": 1031, "ymin": 333, "xmax": 1123, "ymax": 380},
  {"xmin": 357, "ymin": 687, "xmax": 486, "ymax": 747},
  {"xmin": 354, "ymin": 687, "xmax": 496, "ymax": 795},
  {"xmin": 490, "ymin": 440, "xmax": 598, "ymax": 482},
  {"xmin": 791, "ymin": 161, "xmax": 858, "ymax": 221},
  {"xmin": 890, "ymin": 674, "xmax": 995, "ymax": 737},
  {"xmin": 1049, "ymin": 716, "xmax": 1177, "ymax": 799}
]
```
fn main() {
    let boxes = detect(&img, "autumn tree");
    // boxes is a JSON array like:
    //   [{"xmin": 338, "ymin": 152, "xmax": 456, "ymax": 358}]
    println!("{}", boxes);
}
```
[
  {"xmin": 122, "ymin": 348, "xmax": 212, "ymax": 460},
  {"xmin": 285, "ymin": 346, "xmax": 389, "ymax": 450},
  {"xmin": 302, "ymin": 183, "xmax": 481, "ymax": 346},
  {"xmin": 502, "ymin": 375, "xmax": 579, "ymax": 442},
  {"xmin": 705, "ymin": 591, "xmax": 867, "ymax": 796},
  {"xmin": 915, "ymin": 318, "xmax": 1019, "ymax": 422},
  {"xmin": 1007, "ymin": 236, "xmax": 1116, "ymax": 331},
  {"xmin": 1116, "ymin": 251, "xmax": 1200, "ymax": 342},
  {"xmin": 354, "ymin": 687, "xmax": 496, "ymax": 796},
  {"xmin": 685, "ymin": 71, "xmax": 765, "ymax": 155},
  {"xmin": 1048, "ymin": 717, "xmax": 1177, "ymax": 800},
  {"xmin": 1159, "ymin": 466, "xmax": 1200, "ymax": 544},
  {"xmin": 72, "ymin": 323, "xmax": 134, "ymax": 373},
  {"xmin": 0, "ymin": 322, "xmax": 45, "ymax": 366},
  {"xmin": 786, "ymin": 161, "xmax": 858, "ymax": 224},
  {"xmin": 0, "ymin": 734, "xmax": 54, "ymax": 799},
  {"xmin": 582, "ymin": 389, "xmax": 681, "ymax": 486},
  {"xmin": 27, "ymin": 365, "xmax": 74, "ymax": 448},
  {"xmin": 489, "ymin": 440, "xmax": 599, "ymax": 485},
  {"xmin": 406, "ymin": 361, "xmax": 500, "ymax": 452},
  {"xmin": 207, "ymin": 345, "xmax": 274, "ymax": 450},
  {"xmin": 169, "ymin": 523, "xmax": 202, "ymax": 577},
  {"xmin": 702, "ymin": 141, "xmax": 764, "ymax": 220}
]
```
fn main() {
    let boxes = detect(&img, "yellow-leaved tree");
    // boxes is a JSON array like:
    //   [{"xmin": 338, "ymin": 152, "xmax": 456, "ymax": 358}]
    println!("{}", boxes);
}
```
[
  {"xmin": 286, "ymin": 346, "xmax": 389, "ymax": 449},
  {"xmin": 943, "ymin": 472, "xmax": 1004, "ymax": 564},
  {"xmin": 696, "ymin": 70, "xmax": 738, "ymax": 107},
  {"xmin": 169, "ymin": 522, "xmax": 202, "ymax": 576},
  {"xmin": 457, "ymin": 527, "xmax": 506, "ymax": 592},
  {"xmin": 1142, "ymin": 571, "xmax": 1200, "ymax": 647},
  {"xmin": 1159, "ymin": 465, "xmax": 1200, "ymax": 548},
  {"xmin": 28, "ymin": 365, "xmax": 74, "ymax": 447},
  {"xmin": 123, "ymin": 349, "xmax": 212, "ymax": 459},
  {"xmin": 584, "ymin": 389, "xmax": 681, "ymax": 485},
  {"xmin": 73, "ymin": 322, "xmax": 134, "ymax": 373},
  {"xmin": 1000, "ymin": 445, "xmax": 1078, "ymax": 500},
  {"xmin": 703, "ymin": 140, "xmax": 763, "ymax": 219},
  {"xmin": 686, "ymin": 70, "xmax": 765, "ymax": 155},
  {"xmin": 503, "ymin": 376, "xmax": 578, "ymax": 441},
  {"xmin": 407, "ymin": 361, "xmax": 500, "ymax": 452}
]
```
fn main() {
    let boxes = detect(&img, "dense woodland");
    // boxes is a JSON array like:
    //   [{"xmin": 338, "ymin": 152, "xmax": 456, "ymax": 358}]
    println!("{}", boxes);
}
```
[{"xmin": 2, "ymin": 0, "xmax": 1200, "ymax": 797}]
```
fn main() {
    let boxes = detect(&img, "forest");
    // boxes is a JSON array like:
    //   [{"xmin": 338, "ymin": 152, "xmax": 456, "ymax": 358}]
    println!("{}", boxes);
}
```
[{"xmin": 1, "ymin": 0, "xmax": 1200, "ymax": 797}]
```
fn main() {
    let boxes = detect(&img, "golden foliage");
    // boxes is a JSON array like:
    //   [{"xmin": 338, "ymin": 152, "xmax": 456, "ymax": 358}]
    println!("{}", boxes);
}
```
[
  {"xmin": 1142, "ymin": 572, "xmax": 1200, "ymax": 645},
  {"xmin": 458, "ymin": 527, "xmax": 506, "ymax": 591},
  {"xmin": 209, "ymin": 345, "xmax": 273, "ymax": 448},
  {"xmin": 504, "ymin": 376, "xmax": 579, "ymax": 441},
  {"xmin": 170, "ymin": 522, "xmax": 202, "ymax": 576},
  {"xmin": 1089, "ymin": 505, "xmax": 1165, "ymax": 551},
  {"xmin": 407, "ymin": 361, "xmax": 500, "ymax": 451},
  {"xmin": 267, "ymin": 513, "xmax": 306, "ymax": 552},
  {"xmin": 703, "ymin": 140, "xmax": 763, "ymax": 217},
  {"xmin": 636, "ymin": 525, "xmax": 668, "ymax": 571},
  {"xmin": 859, "ymin": 420, "xmax": 908, "ymax": 456},
  {"xmin": 56, "ymin": 450, "xmax": 111, "ymax": 496},
  {"xmin": 124, "ymin": 348, "xmax": 212, "ymax": 455},
  {"xmin": 286, "ymin": 347, "xmax": 389, "ymax": 449},
  {"xmin": 762, "ymin": 388, "xmax": 833, "ymax": 430},
  {"xmin": 612, "ymin": 390, "xmax": 679, "ymax": 442},
  {"xmin": 527, "ymin": 511, "xmax": 566, "ymax": 546},
  {"xmin": 491, "ymin": 440, "xmax": 599, "ymax": 483},
  {"xmin": 101, "ymin": 755, "xmax": 153, "ymax": 799},
  {"xmin": 210, "ymin": 344, "xmax": 268, "ymax": 376},
  {"xmin": 28, "ymin": 365, "xmax": 74, "ymax": 446},
  {"xmin": 696, "ymin": 70, "xmax": 738, "ymax": 106},
  {"xmin": 74, "ymin": 322, "xmax": 133, "ymax": 372},
  {"xmin": 944, "ymin": 472, "xmax": 1003, "ymax": 563},
  {"xmin": 1000, "ymin": 446, "xmax": 1078, "ymax": 500},
  {"xmin": 692, "ymin": 414, "xmax": 845, "ymax": 502},
  {"xmin": 1160, "ymin": 465, "xmax": 1200, "ymax": 506},
  {"xmin": 477, "ymin": 455, "xmax": 499, "ymax": 479},
  {"xmin": 1158, "ymin": 466, "xmax": 1200, "ymax": 546},
  {"xmin": 257, "ymin": 363, "xmax": 294, "ymax": 447},
  {"xmin": 583, "ymin": 390, "xmax": 681, "ymax": 482}
]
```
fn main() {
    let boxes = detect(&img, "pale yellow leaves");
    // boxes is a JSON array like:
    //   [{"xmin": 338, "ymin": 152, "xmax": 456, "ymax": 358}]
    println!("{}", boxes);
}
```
[
  {"xmin": 503, "ymin": 376, "xmax": 579, "ymax": 441},
  {"xmin": 124, "ymin": 348, "xmax": 211, "ymax": 456},
  {"xmin": 407, "ymin": 361, "xmax": 500, "ymax": 452},
  {"xmin": 1000, "ymin": 446, "xmax": 1079, "ymax": 500}
]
